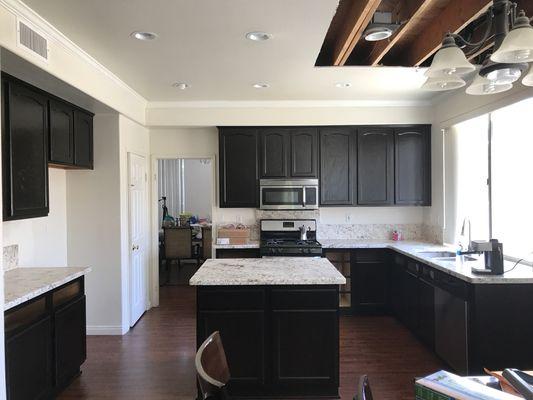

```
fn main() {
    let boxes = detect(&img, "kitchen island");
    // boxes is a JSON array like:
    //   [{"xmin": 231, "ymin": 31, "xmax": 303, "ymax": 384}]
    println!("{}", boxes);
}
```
[{"xmin": 190, "ymin": 257, "xmax": 346, "ymax": 399}]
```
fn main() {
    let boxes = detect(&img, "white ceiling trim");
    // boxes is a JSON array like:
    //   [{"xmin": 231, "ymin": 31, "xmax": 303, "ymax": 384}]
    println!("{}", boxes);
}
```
[
  {"xmin": 147, "ymin": 99, "xmax": 433, "ymax": 109},
  {"xmin": 0, "ymin": 0, "xmax": 147, "ymax": 105}
]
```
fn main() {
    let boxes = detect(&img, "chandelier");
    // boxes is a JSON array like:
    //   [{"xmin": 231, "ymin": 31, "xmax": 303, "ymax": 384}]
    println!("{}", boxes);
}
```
[{"xmin": 422, "ymin": 0, "xmax": 533, "ymax": 95}]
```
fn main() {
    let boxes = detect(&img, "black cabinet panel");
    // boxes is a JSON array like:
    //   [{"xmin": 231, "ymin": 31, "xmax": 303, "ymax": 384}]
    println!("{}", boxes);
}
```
[
  {"xmin": 418, "ymin": 277, "xmax": 435, "ymax": 349},
  {"xmin": 54, "ymin": 296, "xmax": 86, "ymax": 388},
  {"xmin": 260, "ymin": 129, "xmax": 289, "ymax": 178},
  {"xmin": 353, "ymin": 261, "xmax": 388, "ymax": 314},
  {"xmin": 2, "ymin": 79, "xmax": 49, "ymax": 221},
  {"xmin": 49, "ymin": 99, "xmax": 74, "ymax": 165},
  {"xmin": 319, "ymin": 127, "xmax": 355, "ymax": 205},
  {"xmin": 215, "ymin": 248, "xmax": 260, "ymax": 258},
  {"xmin": 73, "ymin": 110, "xmax": 93, "ymax": 169},
  {"xmin": 6, "ymin": 316, "xmax": 53, "ymax": 400},
  {"xmin": 290, "ymin": 128, "xmax": 318, "ymax": 178},
  {"xmin": 395, "ymin": 126, "xmax": 431, "ymax": 205},
  {"xmin": 357, "ymin": 127, "xmax": 394, "ymax": 205},
  {"xmin": 219, "ymin": 128, "xmax": 259, "ymax": 207}
]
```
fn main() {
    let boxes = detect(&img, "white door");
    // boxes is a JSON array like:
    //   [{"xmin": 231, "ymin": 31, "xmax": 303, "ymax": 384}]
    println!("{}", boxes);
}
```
[{"xmin": 129, "ymin": 153, "xmax": 147, "ymax": 326}]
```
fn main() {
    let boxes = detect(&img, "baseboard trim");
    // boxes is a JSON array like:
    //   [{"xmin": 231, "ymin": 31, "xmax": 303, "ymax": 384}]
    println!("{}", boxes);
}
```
[{"xmin": 87, "ymin": 325, "xmax": 124, "ymax": 335}]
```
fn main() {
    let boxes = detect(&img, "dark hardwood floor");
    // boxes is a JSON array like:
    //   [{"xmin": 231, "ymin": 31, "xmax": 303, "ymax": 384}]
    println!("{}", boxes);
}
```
[{"xmin": 59, "ymin": 283, "xmax": 444, "ymax": 400}]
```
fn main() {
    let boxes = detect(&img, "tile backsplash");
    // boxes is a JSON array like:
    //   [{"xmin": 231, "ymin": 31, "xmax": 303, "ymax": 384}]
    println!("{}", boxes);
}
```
[{"xmin": 3, "ymin": 245, "xmax": 19, "ymax": 271}]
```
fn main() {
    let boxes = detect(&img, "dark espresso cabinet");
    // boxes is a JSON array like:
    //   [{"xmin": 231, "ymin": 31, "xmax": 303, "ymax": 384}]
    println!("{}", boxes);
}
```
[
  {"xmin": 290, "ymin": 128, "xmax": 318, "ymax": 177},
  {"xmin": 357, "ymin": 127, "xmax": 394, "ymax": 205},
  {"xmin": 260, "ymin": 128, "xmax": 289, "ymax": 178},
  {"xmin": 219, "ymin": 128, "xmax": 259, "ymax": 207},
  {"xmin": 5, "ymin": 277, "xmax": 86, "ymax": 400},
  {"xmin": 49, "ymin": 99, "xmax": 74, "ymax": 166},
  {"xmin": 352, "ymin": 250, "xmax": 388, "ymax": 314},
  {"xmin": 319, "ymin": 127, "xmax": 355, "ymax": 205},
  {"xmin": 73, "ymin": 110, "xmax": 94, "ymax": 169},
  {"xmin": 395, "ymin": 126, "xmax": 431, "ymax": 205},
  {"xmin": 2, "ymin": 78, "xmax": 49, "ymax": 221}
]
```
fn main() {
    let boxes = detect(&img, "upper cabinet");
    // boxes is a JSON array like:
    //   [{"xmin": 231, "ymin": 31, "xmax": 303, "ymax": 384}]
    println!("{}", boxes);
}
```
[
  {"xmin": 357, "ymin": 127, "xmax": 394, "ymax": 206},
  {"xmin": 319, "ymin": 127, "xmax": 355, "ymax": 206},
  {"xmin": 259, "ymin": 128, "xmax": 318, "ymax": 179},
  {"xmin": 2, "ymin": 78, "xmax": 49, "ymax": 221},
  {"xmin": 394, "ymin": 126, "xmax": 431, "ymax": 206},
  {"xmin": 219, "ymin": 128, "xmax": 259, "ymax": 208},
  {"xmin": 73, "ymin": 110, "xmax": 94, "ymax": 169},
  {"xmin": 49, "ymin": 99, "xmax": 74, "ymax": 166}
]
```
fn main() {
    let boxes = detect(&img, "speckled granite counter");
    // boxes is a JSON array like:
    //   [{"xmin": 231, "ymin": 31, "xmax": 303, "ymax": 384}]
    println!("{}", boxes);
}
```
[
  {"xmin": 212, "ymin": 241, "xmax": 260, "ymax": 249},
  {"xmin": 5, "ymin": 267, "xmax": 91, "ymax": 310},
  {"xmin": 190, "ymin": 257, "xmax": 345, "ymax": 286},
  {"xmin": 321, "ymin": 239, "xmax": 533, "ymax": 284}
]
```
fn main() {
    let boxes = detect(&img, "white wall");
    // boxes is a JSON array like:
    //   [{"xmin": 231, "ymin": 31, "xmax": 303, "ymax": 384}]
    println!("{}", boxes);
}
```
[
  {"xmin": 0, "ymin": 53, "xmax": 7, "ymax": 400},
  {"xmin": 3, "ymin": 168, "xmax": 68, "ymax": 267},
  {"xmin": 66, "ymin": 114, "xmax": 124, "ymax": 334}
]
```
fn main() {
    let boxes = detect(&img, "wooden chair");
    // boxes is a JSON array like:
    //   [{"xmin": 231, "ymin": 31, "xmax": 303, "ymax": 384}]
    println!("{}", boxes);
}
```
[
  {"xmin": 163, "ymin": 227, "xmax": 199, "ymax": 284},
  {"xmin": 195, "ymin": 331, "xmax": 231, "ymax": 400},
  {"xmin": 202, "ymin": 227, "xmax": 212, "ymax": 261},
  {"xmin": 354, "ymin": 374, "xmax": 374, "ymax": 400}
]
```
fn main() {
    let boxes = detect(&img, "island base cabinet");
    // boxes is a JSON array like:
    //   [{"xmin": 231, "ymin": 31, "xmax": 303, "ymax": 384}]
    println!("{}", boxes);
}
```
[{"xmin": 197, "ymin": 285, "xmax": 339, "ymax": 399}]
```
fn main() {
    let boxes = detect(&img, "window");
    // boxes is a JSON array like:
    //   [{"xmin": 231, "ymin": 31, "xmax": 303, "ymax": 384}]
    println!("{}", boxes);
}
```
[{"xmin": 445, "ymin": 97, "xmax": 533, "ymax": 260}]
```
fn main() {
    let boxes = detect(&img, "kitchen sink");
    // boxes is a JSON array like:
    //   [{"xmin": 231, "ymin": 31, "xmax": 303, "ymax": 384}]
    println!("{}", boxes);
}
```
[
  {"xmin": 433, "ymin": 256, "xmax": 478, "ymax": 262},
  {"xmin": 417, "ymin": 251, "xmax": 457, "ymax": 258}
]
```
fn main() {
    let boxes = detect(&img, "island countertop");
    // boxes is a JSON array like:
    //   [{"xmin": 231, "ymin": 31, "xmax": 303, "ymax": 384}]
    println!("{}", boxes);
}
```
[
  {"xmin": 5, "ymin": 266, "xmax": 91, "ymax": 311},
  {"xmin": 190, "ymin": 257, "xmax": 346, "ymax": 286}
]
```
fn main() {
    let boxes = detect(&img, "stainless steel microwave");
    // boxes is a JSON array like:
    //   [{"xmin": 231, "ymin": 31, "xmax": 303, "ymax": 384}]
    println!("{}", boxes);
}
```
[{"xmin": 259, "ymin": 179, "xmax": 319, "ymax": 210}]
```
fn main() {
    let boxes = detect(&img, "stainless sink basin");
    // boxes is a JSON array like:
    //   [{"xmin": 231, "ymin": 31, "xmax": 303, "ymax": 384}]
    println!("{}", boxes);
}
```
[
  {"xmin": 417, "ymin": 251, "xmax": 457, "ymax": 258},
  {"xmin": 433, "ymin": 256, "xmax": 478, "ymax": 262}
]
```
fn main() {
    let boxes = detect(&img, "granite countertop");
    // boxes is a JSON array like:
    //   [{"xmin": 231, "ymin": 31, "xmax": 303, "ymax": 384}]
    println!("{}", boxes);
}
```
[
  {"xmin": 4, "ymin": 267, "xmax": 91, "ymax": 311},
  {"xmin": 190, "ymin": 257, "xmax": 346, "ymax": 286},
  {"xmin": 213, "ymin": 241, "xmax": 260, "ymax": 249},
  {"xmin": 321, "ymin": 239, "xmax": 533, "ymax": 284}
]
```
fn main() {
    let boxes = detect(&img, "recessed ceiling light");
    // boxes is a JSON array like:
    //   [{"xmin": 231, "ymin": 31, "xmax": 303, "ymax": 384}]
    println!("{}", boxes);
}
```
[
  {"xmin": 335, "ymin": 82, "xmax": 352, "ymax": 88},
  {"xmin": 130, "ymin": 31, "xmax": 158, "ymax": 41},
  {"xmin": 252, "ymin": 83, "xmax": 269, "ymax": 89},
  {"xmin": 172, "ymin": 82, "xmax": 190, "ymax": 90},
  {"xmin": 246, "ymin": 31, "xmax": 272, "ymax": 41},
  {"xmin": 364, "ymin": 26, "xmax": 393, "ymax": 42}
]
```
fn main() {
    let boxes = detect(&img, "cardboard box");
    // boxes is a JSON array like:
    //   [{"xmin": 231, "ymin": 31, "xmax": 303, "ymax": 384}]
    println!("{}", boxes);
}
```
[{"xmin": 218, "ymin": 228, "xmax": 250, "ymax": 244}]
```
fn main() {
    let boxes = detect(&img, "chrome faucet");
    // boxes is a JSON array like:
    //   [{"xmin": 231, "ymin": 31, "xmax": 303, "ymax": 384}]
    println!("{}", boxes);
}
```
[{"xmin": 460, "ymin": 217, "xmax": 472, "ymax": 252}]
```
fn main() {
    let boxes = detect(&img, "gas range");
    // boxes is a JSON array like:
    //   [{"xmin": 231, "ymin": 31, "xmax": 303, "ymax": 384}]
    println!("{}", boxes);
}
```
[{"xmin": 259, "ymin": 219, "xmax": 322, "ymax": 257}]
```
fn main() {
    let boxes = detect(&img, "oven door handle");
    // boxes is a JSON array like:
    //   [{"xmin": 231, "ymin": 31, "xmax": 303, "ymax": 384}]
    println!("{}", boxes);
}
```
[{"xmin": 302, "ymin": 186, "xmax": 306, "ymax": 208}]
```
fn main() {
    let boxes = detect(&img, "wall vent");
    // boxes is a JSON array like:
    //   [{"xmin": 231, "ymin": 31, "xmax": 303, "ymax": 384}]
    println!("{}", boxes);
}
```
[{"xmin": 18, "ymin": 21, "xmax": 48, "ymax": 61}]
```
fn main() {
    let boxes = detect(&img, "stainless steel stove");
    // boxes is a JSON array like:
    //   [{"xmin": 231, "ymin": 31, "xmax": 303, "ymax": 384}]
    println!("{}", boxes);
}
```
[{"xmin": 260, "ymin": 219, "xmax": 322, "ymax": 257}]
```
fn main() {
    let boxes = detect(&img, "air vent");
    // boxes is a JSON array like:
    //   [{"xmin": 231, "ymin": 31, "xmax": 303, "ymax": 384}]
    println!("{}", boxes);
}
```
[{"xmin": 18, "ymin": 21, "xmax": 48, "ymax": 61}]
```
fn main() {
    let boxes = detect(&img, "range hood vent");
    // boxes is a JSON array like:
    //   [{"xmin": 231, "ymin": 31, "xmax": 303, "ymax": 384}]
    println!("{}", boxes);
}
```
[{"xmin": 18, "ymin": 21, "xmax": 49, "ymax": 61}]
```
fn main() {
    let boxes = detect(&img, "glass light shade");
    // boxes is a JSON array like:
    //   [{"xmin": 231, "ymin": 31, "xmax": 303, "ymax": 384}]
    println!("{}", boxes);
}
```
[
  {"xmin": 485, "ymin": 66, "xmax": 522, "ymax": 84},
  {"xmin": 523, "ymin": 66, "xmax": 533, "ymax": 86},
  {"xmin": 421, "ymin": 76, "xmax": 466, "ymax": 91},
  {"xmin": 425, "ymin": 46, "xmax": 476, "ymax": 77},
  {"xmin": 466, "ymin": 74, "xmax": 513, "ymax": 95},
  {"xmin": 491, "ymin": 25, "xmax": 533, "ymax": 63}
]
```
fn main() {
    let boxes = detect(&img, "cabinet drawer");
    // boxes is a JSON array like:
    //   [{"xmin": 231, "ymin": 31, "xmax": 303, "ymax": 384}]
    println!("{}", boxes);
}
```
[
  {"xmin": 53, "ymin": 279, "xmax": 82, "ymax": 308},
  {"xmin": 198, "ymin": 288, "xmax": 265, "ymax": 310},
  {"xmin": 5, "ymin": 297, "xmax": 48, "ymax": 335},
  {"xmin": 271, "ymin": 287, "xmax": 338, "ymax": 310},
  {"xmin": 354, "ymin": 249, "xmax": 386, "ymax": 262}
]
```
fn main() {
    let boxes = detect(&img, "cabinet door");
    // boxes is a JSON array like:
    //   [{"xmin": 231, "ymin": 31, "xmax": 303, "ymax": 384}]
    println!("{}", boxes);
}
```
[
  {"xmin": 319, "ymin": 127, "xmax": 355, "ymax": 205},
  {"xmin": 260, "ymin": 128, "xmax": 289, "ymax": 178},
  {"xmin": 271, "ymin": 310, "xmax": 338, "ymax": 395},
  {"xmin": 73, "ymin": 110, "xmax": 93, "ymax": 169},
  {"xmin": 395, "ymin": 126, "xmax": 431, "ymax": 205},
  {"xmin": 357, "ymin": 127, "xmax": 394, "ymax": 205},
  {"xmin": 197, "ymin": 310, "xmax": 267, "ymax": 396},
  {"xmin": 49, "ymin": 99, "xmax": 74, "ymax": 165},
  {"xmin": 403, "ymin": 266, "xmax": 420, "ymax": 333},
  {"xmin": 219, "ymin": 128, "xmax": 259, "ymax": 207},
  {"xmin": 290, "ymin": 128, "xmax": 318, "ymax": 177},
  {"xmin": 2, "ymin": 80, "xmax": 49, "ymax": 221},
  {"xmin": 6, "ymin": 316, "xmax": 53, "ymax": 400},
  {"xmin": 54, "ymin": 296, "xmax": 86, "ymax": 389},
  {"xmin": 353, "ymin": 261, "xmax": 388, "ymax": 314}
]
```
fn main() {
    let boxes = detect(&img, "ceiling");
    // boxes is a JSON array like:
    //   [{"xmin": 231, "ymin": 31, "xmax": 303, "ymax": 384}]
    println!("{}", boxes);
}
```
[{"xmin": 21, "ymin": 0, "xmax": 432, "ymax": 103}]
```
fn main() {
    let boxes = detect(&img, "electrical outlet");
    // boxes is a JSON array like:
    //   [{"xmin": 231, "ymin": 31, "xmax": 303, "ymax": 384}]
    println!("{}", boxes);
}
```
[{"xmin": 345, "ymin": 213, "xmax": 352, "ymax": 223}]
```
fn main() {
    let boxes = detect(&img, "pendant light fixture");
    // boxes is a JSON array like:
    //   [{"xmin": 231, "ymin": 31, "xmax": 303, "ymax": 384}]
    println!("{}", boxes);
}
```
[
  {"xmin": 422, "ymin": 0, "xmax": 533, "ymax": 95},
  {"xmin": 421, "ymin": 76, "xmax": 466, "ymax": 91}
]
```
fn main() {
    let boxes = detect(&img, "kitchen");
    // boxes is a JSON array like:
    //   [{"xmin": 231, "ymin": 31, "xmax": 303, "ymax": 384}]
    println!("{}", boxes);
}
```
[{"xmin": 0, "ymin": 0, "xmax": 533, "ymax": 399}]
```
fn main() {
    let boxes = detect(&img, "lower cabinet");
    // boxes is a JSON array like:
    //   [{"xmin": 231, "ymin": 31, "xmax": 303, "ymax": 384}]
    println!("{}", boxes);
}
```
[
  {"xmin": 5, "ymin": 278, "xmax": 86, "ymax": 400},
  {"xmin": 352, "ymin": 250, "xmax": 388, "ymax": 314},
  {"xmin": 215, "ymin": 248, "xmax": 260, "ymax": 258}
]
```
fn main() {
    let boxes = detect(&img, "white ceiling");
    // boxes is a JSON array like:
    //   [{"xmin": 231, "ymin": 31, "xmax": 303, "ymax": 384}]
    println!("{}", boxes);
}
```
[{"xmin": 21, "ymin": 0, "xmax": 433, "ymax": 103}]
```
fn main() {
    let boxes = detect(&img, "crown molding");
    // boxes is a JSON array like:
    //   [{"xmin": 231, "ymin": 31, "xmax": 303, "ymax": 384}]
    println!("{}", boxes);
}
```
[
  {"xmin": 147, "ymin": 99, "xmax": 433, "ymax": 109},
  {"xmin": 0, "ymin": 0, "xmax": 147, "ymax": 105}
]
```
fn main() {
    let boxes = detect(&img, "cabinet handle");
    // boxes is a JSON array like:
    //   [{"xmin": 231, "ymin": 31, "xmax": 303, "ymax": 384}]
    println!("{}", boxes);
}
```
[
  {"xmin": 363, "ymin": 132, "xmax": 388, "ymax": 136},
  {"xmin": 398, "ymin": 132, "xmax": 422, "ymax": 136}
]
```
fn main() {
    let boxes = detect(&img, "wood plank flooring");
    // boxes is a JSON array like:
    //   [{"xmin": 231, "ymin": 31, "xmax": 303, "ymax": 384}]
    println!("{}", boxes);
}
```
[{"xmin": 58, "ymin": 285, "xmax": 444, "ymax": 400}]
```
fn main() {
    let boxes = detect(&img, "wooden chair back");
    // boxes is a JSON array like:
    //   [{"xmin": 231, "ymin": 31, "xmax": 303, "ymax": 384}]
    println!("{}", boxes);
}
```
[
  {"xmin": 196, "ymin": 331, "xmax": 230, "ymax": 400},
  {"xmin": 202, "ymin": 227, "xmax": 212, "ymax": 260},
  {"xmin": 164, "ymin": 227, "xmax": 192, "ymax": 259},
  {"xmin": 354, "ymin": 375, "xmax": 373, "ymax": 400}
]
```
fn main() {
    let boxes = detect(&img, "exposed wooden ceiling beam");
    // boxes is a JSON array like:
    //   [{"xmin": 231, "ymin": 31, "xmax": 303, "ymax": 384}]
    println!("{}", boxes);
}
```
[
  {"xmin": 364, "ymin": 0, "xmax": 437, "ymax": 66},
  {"xmin": 332, "ymin": 0, "xmax": 383, "ymax": 66},
  {"xmin": 400, "ymin": 0, "xmax": 492, "ymax": 66}
]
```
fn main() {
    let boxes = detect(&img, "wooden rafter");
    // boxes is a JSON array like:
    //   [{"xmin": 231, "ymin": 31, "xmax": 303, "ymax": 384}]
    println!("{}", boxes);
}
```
[
  {"xmin": 400, "ymin": 0, "xmax": 492, "ymax": 66},
  {"xmin": 332, "ymin": 0, "xmax": 383, "ymax": 66},
  {"xmin": 364, "ymin": 0, "xmax": 438, "ymax": 66}
]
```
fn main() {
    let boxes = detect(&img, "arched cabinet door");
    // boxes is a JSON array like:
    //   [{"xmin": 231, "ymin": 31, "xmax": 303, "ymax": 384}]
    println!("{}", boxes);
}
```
[
  {"xmin": 290, "ymin": 128, "xmax": 317, "ymax": 178},
  {"xmin": 260, "ymin": 128, "xmax": 289, "ymax": 178}
]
